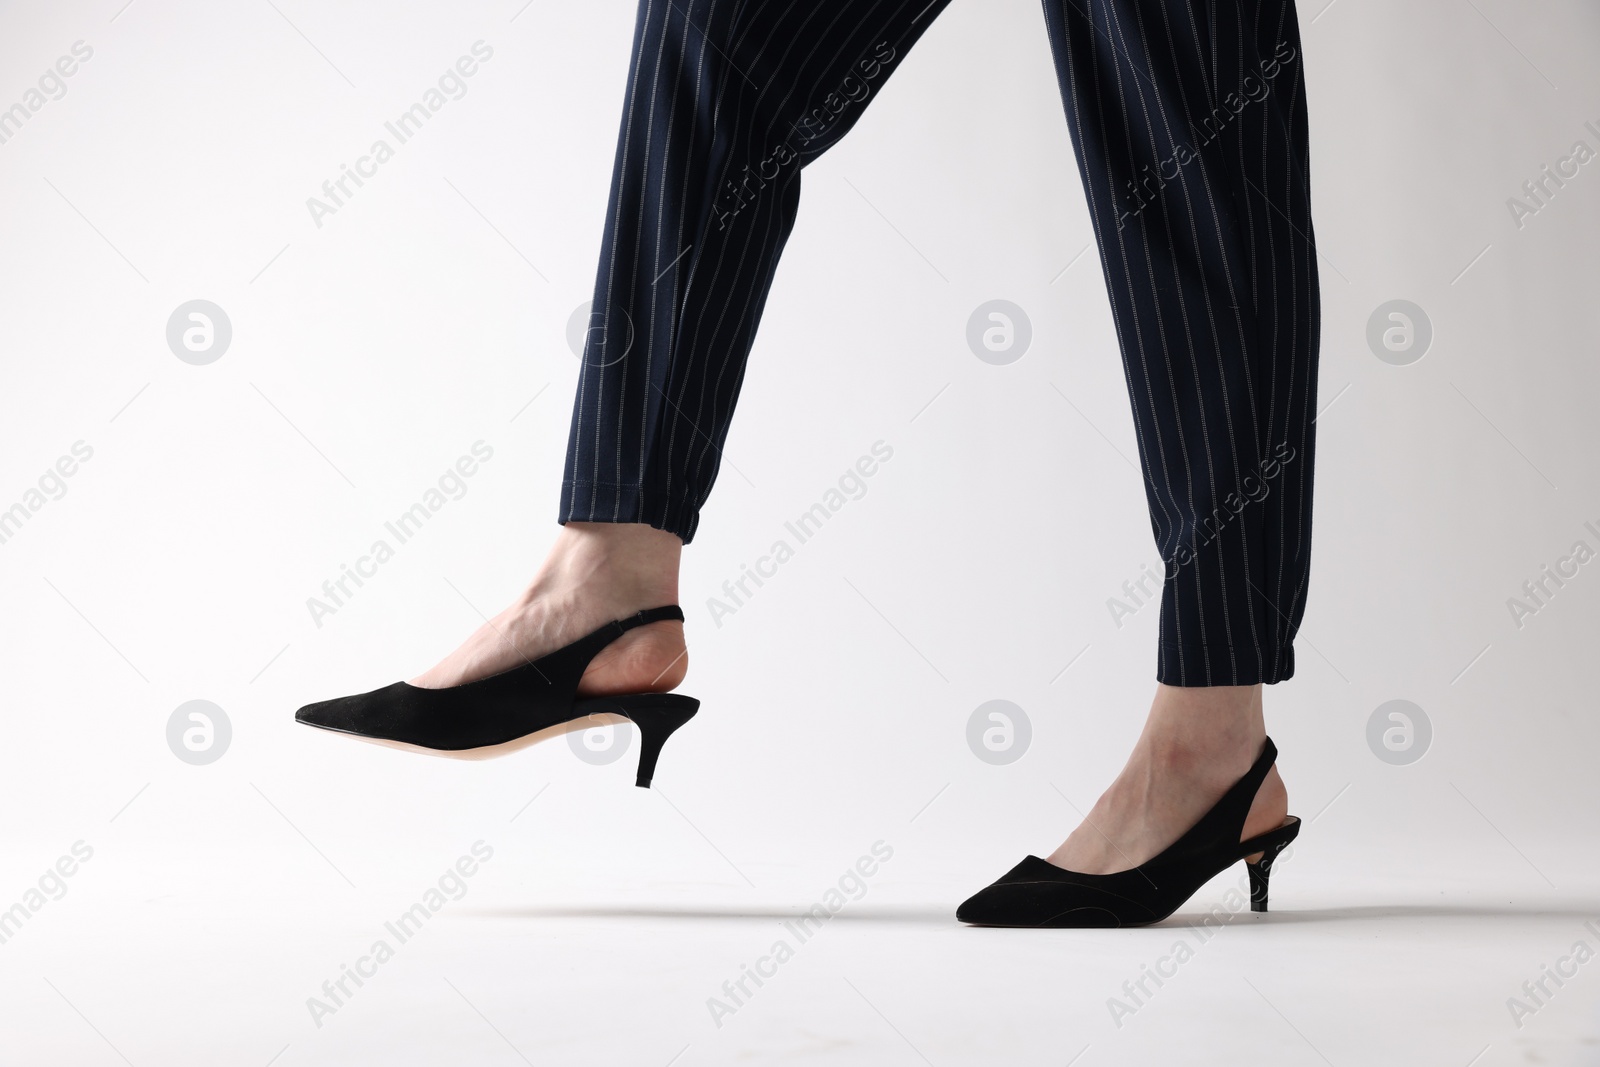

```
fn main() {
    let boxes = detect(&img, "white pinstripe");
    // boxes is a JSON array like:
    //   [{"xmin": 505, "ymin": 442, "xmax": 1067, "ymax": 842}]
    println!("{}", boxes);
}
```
[{"xmin": 562, "ymin": 0, "xmax": 1320, "ymax": 685}]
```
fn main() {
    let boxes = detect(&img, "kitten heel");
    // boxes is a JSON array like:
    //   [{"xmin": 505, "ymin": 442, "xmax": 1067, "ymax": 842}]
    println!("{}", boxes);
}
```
[
  {"xmin": 1241, "ymin": 817, "xmax": 1301, "ymax": 913},
  {"xmin": 574, "ymin": 693, "xmax": 700, "ymax": 788}
]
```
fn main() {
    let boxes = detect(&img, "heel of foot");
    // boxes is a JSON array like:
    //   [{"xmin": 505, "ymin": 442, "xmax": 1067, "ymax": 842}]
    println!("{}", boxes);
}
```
[{"xmin": 577, "ymin": 623, "xmax": 688, "ymax": 696}]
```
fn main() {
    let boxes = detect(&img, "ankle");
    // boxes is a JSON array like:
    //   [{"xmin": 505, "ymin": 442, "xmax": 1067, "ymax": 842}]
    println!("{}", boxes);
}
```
[
  {"xmin": 1141, "ymin": 683, "xmax": 1265, "ymax": 778},
  {"xmin": 526, "ymin": 523, "xmax": 681, "ymax": 609}
]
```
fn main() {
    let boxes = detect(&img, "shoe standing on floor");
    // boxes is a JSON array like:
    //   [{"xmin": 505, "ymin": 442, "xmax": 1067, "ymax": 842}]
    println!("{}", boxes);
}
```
[{"xmin": 957, "ymin": 738, "xmax": 1300, "ymax": 928}]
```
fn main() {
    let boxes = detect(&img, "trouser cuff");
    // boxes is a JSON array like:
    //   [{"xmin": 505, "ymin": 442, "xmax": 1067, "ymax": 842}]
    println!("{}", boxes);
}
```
[
  {"xmin": 1156, "ymin": 643, "xmax": 1296, "ymax": 687},
  {"xmin": 559, "ymin": 482, "xmax": 699, "ymax": 544}
]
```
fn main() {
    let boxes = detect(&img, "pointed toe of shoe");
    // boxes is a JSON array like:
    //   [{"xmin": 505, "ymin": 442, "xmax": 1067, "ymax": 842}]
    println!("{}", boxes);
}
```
[
  {"xmin": 955, "ymin": 881, "xmax": 1061, "ymax": 927},
  {"xmin": 294, "ymin": 687, "xmax": 397, "ymax": 737},
  {"xmin": 957, "ymin": 881, "xmax": 1125, "ymax": 928},
  {"xmin": 956, "ymin": 857, "xmax": 1058, "ymax": 926},
  {"xmin": 294, "ymin": 697, "xmax": 347, "ymax": 731},
  {"xmin": 955, "ymin": 856, "xmax": 1143, "ymax": 928},
  {"xmin": 294, "ymin": 682, "xmax": 455, "ymax": 748},
  {"xmin": 955, "ymin": 885, "xmax": 1010, "ymax": 926}
]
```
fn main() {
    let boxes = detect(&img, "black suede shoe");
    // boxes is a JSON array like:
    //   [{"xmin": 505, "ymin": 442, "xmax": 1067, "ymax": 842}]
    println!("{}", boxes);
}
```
[
  {"xmin": 957, "ymin": 737, "xmax": 1299, "ymax": 927},
  {"xmin": 295, "ymin": 606, "xmax": 696, "ymax": 788}
]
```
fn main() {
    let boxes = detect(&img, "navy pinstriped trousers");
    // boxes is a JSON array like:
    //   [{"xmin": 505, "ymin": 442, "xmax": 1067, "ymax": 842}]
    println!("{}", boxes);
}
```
[{"xmin": 560, "ymin": 0, "xmax": 1320, "ymax": 687}]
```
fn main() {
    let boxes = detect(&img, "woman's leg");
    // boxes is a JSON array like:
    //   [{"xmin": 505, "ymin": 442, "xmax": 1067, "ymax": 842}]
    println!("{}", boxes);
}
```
[
  {"xmin": 415, "ymin": 0, "xmax": 955, "ymax": 690},
  {"xmin": 1037, "ymin": 0, "xmax": 1319, "ymax": 869}
]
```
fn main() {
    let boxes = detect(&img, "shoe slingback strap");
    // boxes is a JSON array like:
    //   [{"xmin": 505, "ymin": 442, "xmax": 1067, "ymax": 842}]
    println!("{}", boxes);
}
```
[
  {"xmin": 1227, "ymin": 736, "xmax": 1279, "ymax": 829},
  {"xmin": 617, "ymin": 605, "xmax": 685, "ymax": 632},
  {"xmin": 574, "ymin": 605, "xmax": 685, "ymax": 651},
  {"xmin": 1182, "ymin": 736, "xmax": 1280, "ymax": 847},
  {"xmin": 543, "ymin": 605, "xmax": 687, "ymax": 690}
]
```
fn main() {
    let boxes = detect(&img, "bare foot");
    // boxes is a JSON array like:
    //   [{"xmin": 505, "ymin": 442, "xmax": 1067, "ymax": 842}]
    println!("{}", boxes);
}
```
[
  {"xmin": 1046, "ymin": 683, "xmax": 1289, "ymax": 874},
  {"xmin": 408, "ymin": 522, "xmax": 687, "ymax": 696}
]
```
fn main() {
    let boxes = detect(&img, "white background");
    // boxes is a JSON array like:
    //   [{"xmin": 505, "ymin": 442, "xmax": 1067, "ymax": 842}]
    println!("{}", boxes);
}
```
[{"xmin": 1, "ymin": 0, "xmax": 1597, "ymax": 1064}]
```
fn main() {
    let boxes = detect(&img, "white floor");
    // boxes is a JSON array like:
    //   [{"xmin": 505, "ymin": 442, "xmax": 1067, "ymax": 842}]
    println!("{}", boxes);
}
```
[{"xmin": 5, "ymin": 843, "xmax": 1598, "ymax": 1066}]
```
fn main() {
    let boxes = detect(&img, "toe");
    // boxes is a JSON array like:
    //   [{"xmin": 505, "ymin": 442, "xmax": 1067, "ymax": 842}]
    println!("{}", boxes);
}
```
[{"xmin": 295, "ymin": 699, "xmax": 337, "ymax": 727}]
